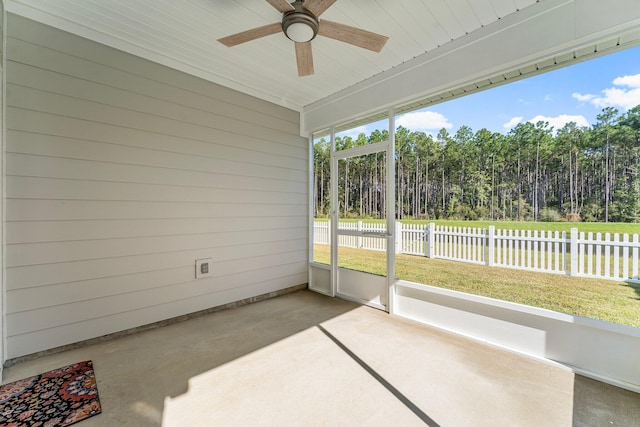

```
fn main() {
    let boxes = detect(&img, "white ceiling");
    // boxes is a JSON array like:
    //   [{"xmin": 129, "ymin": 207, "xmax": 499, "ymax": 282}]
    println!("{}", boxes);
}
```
[
  {"xmin": 7, "ymin": 0, "xmax": 640, "ymax": 133},
  {"xmin": 6, "ymin": 0, "xmax": 539, "ymax": 111}
]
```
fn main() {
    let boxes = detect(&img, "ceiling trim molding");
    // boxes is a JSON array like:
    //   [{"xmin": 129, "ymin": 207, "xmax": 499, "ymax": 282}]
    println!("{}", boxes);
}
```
[{"xmin": 302, "ymin": 0, "xmax": 640, "ymax": 134}]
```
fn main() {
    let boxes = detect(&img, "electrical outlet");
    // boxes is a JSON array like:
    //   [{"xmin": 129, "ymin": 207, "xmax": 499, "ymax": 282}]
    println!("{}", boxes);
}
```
[{"xmin": 195, "ymin": 258, "xmax": 213, "ymax": 279}]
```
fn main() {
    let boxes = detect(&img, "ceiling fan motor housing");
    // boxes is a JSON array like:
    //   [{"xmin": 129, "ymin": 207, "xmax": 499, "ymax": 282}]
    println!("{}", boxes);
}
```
[{"xmin": 282, "ymin": 1, "xmax": 319, "ymax": 42}]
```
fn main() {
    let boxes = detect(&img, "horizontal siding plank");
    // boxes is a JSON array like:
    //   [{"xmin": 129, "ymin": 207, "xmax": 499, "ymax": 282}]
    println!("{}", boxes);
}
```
[
  {"xmin": 8, "ymin": 266, "xmax": 194, "ymax": 313},
  {"xmin": 7, "ymin": 216, "xmax": 307, "ymax": 244},
  {"xmin": 7, "ymin": 56, "xmax": 301, "ymax": 137},
  {"xmin": 7, "ymin": 259, "xmax": 307, "ymax": 331},
  {"xmin": 7, "ymin": 176, "xmax": 307, "ymax": 204},
  {"xmin": 7, "ymin": 112, "xmax": 307, "ymax": 174},
  {"xmin": 9, "ymin": 15, "xmax": 301, "ymax": 124},
  {"xmin": 6, "ymin": 199, "xmax": 307, "ymax": 221},
  {"xmin": 6, "ymin": 153, "xmax": 307, "ymax": 194},
  {"xmin": 7, "ymin": 227, "xmax": 305, "ymax": 266},
  {"xmin": 5, "ymin": 273, "xmax": 307, "ymax": 359},
  {"xmin": 8, "ymin": 84, "xmax": 304, "ymax": 152},
  {"xmin": 7, "ymin": 239, "xmax": 307, "ymax": 290}
]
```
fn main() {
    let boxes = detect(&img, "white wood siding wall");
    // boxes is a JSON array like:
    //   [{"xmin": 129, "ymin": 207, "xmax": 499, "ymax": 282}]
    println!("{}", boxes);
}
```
[{"xmin": 5, "ymin": 14, "xmax": 308, "ymax": 359}]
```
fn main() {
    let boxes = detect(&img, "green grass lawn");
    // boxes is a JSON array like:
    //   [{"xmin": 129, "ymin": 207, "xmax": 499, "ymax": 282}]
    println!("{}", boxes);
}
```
[
  {"xmin": 315, "ymin": 218, "xmax": 640, "ymax": 235},
  {"xmin": 313, "ymin": 244, "xmax": 640, "ymax": 328}
]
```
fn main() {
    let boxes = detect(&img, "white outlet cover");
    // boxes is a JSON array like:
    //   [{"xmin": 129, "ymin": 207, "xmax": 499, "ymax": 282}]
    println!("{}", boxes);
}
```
[{"xmin": 195, "ymin": 258, "xmax": 213, "ymax": 279}]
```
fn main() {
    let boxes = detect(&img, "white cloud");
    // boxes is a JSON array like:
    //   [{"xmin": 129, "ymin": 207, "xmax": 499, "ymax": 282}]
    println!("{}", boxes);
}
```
[
  {"xmin": 613, "ymin": 74, "xmax": 640, "ymax": 88},
  {"xmin": 503, "ymin": 116, "xmax": 523, "ymax": 130},
  {"xmin": 572, "ymin": 73, "xmax": 640, "ymax": 110},
  {"xmin": 594, "ymin": 87, "xmax": 640, "ymax": 109},
  {"xmin": 396, "ymin": 111, "xmax": 453, "ymax": 131},
  {"xmin": 544, "ymin": 94, "xmax": 553, "ymax": 102},
  {"xmin": 572, "ymin": 93, "xmax": 596, "ymax": 102},
  {"xmin": 528, "ymin": 114, "xmax": 589, "ymax": 132}
]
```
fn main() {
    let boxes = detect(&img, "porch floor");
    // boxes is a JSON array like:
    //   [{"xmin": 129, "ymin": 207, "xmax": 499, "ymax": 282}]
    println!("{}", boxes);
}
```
[{"xmin": 2, "ymin": 289, "xmax": 639, "ymax": 426}]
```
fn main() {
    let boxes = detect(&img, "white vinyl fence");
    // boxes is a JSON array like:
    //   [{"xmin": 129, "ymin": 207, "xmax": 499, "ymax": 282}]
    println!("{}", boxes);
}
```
[{"xmin": 313, "ymin": 221, "xmax": 640, "ymax": 284}]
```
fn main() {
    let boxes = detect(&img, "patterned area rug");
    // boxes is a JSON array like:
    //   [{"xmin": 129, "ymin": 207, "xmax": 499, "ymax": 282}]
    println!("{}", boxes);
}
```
[{"xmin": 0, "ymin": 360, "xmax": 101, "ymax": 426}]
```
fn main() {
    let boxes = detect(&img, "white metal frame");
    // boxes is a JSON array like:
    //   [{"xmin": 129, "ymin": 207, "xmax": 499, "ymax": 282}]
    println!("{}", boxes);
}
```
[
  {"xmin": 317, "ymin": 109, "xmax": 396, "ymax": 311},
  {"xmin": 308, "ymin": 131, "xmax": 334, "ymax": 297}
]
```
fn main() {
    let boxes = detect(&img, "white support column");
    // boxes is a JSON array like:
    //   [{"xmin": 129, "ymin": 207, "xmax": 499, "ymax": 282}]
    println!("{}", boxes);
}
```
[
  {"xmin": 387, "ymin": 108, "xmax": 396, "ymax": 314},
  {"xmin": 307, "ymin": 133, "xmax": 314, "ymax": 287},
  {"xmin": 329, "ymin": 127, "xmax": 338, "ymax": 297}
]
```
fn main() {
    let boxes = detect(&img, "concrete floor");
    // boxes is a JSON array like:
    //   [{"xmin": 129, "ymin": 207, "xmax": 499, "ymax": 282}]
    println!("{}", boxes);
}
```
[{"xmin": 2, "ymin": 290, "xmax": 639, "ymax": 426}]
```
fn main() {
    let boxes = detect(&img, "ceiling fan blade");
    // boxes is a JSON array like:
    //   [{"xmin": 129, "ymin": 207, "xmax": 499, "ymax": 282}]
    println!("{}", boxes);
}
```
[
  {"xmin": 218, "ymin": 23, "xmax": 282, "ymax": 47},
  {"xmin": 265, "ymin": 0, "xmax": 295, "ymax": 13},
  {"xmin": 295, "ymin": 41, "xmax": 314, "ymax": 76},
  {"xmin": 318, "ymin": 20, "xmax": 388, "ymax": 52},
  {"xmin": 303, "ymin": 0, "xmax": 336, "ymax": 17}
]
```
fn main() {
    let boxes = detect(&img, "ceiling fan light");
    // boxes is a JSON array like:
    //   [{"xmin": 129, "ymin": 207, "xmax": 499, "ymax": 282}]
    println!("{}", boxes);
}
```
[
  {"xmin": 282, "ymin": 7, "xmax": 319, "ymax": 43},
  {"xmin": 286, "ymin": 22, "xmax": 315, "ymax": 42}
]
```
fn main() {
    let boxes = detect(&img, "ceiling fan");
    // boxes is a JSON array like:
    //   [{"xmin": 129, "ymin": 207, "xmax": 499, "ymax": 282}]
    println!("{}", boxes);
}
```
[{"xmin": 218, "ymin": 0, "xmax": 389, "ymax": 77}]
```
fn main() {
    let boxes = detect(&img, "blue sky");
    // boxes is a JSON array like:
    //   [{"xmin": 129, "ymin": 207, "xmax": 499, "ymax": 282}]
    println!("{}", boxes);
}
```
[{"xmin": 337, "ymin": 45, "xmax": 640, "ymax": 138}]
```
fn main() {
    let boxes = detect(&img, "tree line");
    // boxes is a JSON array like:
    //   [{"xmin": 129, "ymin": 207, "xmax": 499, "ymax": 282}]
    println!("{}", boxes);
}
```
[{"xmin": 313, "ymin": 106, "xmax": 640, "ymax": 223}]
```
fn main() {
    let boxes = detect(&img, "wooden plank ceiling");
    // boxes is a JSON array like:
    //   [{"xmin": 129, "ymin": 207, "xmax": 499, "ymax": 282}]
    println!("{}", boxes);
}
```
[{"xmin": 7, "ymin": 0, "xmax": 540, "ymax": 110}]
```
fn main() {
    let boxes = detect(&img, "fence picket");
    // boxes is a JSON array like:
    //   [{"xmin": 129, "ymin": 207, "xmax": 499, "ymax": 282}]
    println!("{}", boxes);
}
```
[
  {"xmin": 547, "ymin": 231, "xmax": 552, "ymax": 271},
  {"xmin": 562, "ymin": 231, "xmax": 567, "ymax": 272},
  {"xmin": 470, "ymin": 228, "xmax": 475, "ymax": 261},
  {"xmin": 519, "ymin": 229, "xmax": 525, "ymax": 268},
  {"xmin": 579, "ymin": 231, "xmax": 585, "ymax": 275},
  {"xmin": 502, "ymin": 229, "xmax": 506, "ymax": 265},
  {"xmin": 463, "ymin": 227, "xmax": 468, "ymax": 261},
  {"xmin": 496, "ymin": 228, "xmax": 502, "ymax": 265},
  {"xmin": 463, "ymin": 227, "xmax": 467, "ymax": 261},
  {"xmin": 452, "ymin": 226, "xmax": 457, "ymax": 259},
  {"xmin": 553, "ymin": 231, "xmax": 560, "ymax": 271},
  {"xmin": 604, "ymin": 233, "xmax": 611, "ymax": 278},
  {"xmin": 509, "ymin": 229, "xmax": 514, "ymax": 266},
  {"xmin": 534, "ymin": 230, "xmax": 540, "ymax": 269},
  {"xmin": 538, "ymin": 230, "xmax": 544, "ymax": 270},
  {"xmin": 543, "ymin": 231, "xmax": 547, "ymax": 270},
  {"xmin": 623, "ymin": 234, "xmax": 629, "ymax": 279},
  {"xmin": 613, "ymin": 233, "xmax": 620, "ymax": 279},
  {"xmin": 504, "ymin": 229, "xmax": 509, "ymax": 265},
  {"xmin": 595, "ymin": 233, "xmax": 602, "ymax": 276}
]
